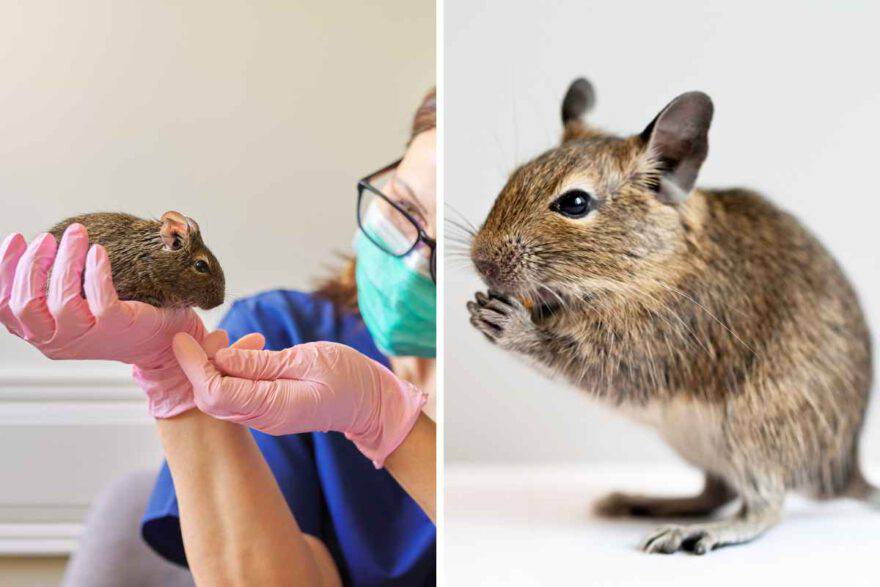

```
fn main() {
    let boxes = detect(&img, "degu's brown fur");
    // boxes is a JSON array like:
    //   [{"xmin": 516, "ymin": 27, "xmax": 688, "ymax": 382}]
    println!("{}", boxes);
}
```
[
  {"xmin": 48, "ymin": 211, "xmax": 225, "ymax": 310},
  {"xmin": 468, "ymin": 78, "xmax": 875, "ymax": 554}
]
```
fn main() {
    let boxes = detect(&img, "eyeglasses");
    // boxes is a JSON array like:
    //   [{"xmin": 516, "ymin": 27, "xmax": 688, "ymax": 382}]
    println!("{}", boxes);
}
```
[{"xmin": 357, "ymin": 159, "xmax": 437, "ymax": 283}]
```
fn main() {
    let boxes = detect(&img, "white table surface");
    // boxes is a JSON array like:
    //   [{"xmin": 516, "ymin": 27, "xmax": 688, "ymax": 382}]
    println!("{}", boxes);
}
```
[{"xmin": 444, "ymin": 463, "xmax": 880, "ymax": 586}]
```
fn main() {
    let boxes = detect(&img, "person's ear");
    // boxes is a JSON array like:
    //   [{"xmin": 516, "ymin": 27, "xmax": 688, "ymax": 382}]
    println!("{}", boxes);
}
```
[
  {"xmin": 640, "ymin": 92, "xmax": 713, "ymax": 204},
  {"xmin": 561, "ymin": 77, "xmax": 596, "ymax": 143},
  {"xmin": 160, "ymin": 210, "xmax": 199, "ymax": 251}
]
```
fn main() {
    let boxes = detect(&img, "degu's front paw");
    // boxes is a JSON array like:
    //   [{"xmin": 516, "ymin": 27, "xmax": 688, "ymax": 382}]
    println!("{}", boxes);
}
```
[{"xmin": 466, "ymin": 290, "xmax": 535, "ymax": 351}]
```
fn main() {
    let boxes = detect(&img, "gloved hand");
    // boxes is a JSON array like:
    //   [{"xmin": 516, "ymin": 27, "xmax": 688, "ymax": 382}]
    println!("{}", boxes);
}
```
[
  {"xmin": 0, "ymin": 224, "xmax": 207, "ymax": 418},
  {"xmin": 172, "ymin": 333, "xmax": 428, "ymax": 468}
]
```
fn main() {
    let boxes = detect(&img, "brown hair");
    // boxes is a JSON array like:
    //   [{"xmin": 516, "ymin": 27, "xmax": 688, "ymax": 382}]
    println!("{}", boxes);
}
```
[
  {"xmin": 410, "ymin": 87, "xmax": 436, "ymax": 141},
  {"xmin": 315, "ymin": 87, "xmax": 436, "ymax": 311}
]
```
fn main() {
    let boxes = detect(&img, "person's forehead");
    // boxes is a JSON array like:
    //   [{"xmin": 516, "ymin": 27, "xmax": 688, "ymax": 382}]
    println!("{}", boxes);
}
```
[{"xmin": 396, "ymin": 130, "xmax": 436, "ymax": 205}]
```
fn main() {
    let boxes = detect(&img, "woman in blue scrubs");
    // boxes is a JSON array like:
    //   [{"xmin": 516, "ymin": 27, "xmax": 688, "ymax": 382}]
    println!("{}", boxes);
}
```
[{"xmin": 139, "ymin": 89, "xmax": 437, "ymax": 585}]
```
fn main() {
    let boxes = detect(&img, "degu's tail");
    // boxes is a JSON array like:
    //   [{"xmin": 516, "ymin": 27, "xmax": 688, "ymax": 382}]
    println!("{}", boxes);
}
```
[{"xmin": 845, "ymin": 466, "xmax": 880, "ymax": 508}]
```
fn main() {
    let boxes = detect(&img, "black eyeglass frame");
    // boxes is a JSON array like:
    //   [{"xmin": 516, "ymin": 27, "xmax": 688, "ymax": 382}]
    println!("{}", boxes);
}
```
[{"xmin": 356, "ymin": 158, "xmax": 437, "ymax": 283}]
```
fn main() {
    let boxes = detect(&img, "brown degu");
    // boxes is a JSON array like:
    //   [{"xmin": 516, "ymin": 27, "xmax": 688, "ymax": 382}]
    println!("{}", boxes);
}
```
[
  {"xmin": 48, "ymin": 211, "xmax": 225, "ymax": 309},
  {"xmin": 468, "ymin": 78, "xmax": 875, "ymax": 554}
]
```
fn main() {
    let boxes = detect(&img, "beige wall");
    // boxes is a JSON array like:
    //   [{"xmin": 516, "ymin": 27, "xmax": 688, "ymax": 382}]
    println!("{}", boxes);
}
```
[
  {"xmin": 0, "ymin": 557, "xmax": 67, "ymax": 587},
  {"xmin": 0, "ymin": 0, "xmax": 434, "ymax": 573}
]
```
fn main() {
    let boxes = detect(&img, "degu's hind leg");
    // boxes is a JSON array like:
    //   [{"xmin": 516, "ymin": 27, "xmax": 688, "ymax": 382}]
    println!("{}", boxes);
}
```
[
  {"xmin": 640, "ymin": 488, "xmax": 784, "ymax": 555},
  {"xmin": 844, "ymin": 466, "xmax": 880, "ymax": 508},
  {"xmin": 594, "ymin": 474, "xmax": 737, "ymax": 518}
]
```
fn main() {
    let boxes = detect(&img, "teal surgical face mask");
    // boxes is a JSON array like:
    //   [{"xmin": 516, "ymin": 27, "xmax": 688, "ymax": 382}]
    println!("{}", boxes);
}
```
[{"xmin": 355, "ymin": 206, "xmax": 436, "ymax": 358}]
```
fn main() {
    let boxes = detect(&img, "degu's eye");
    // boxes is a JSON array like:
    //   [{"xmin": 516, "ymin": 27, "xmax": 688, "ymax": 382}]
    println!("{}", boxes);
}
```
[
  {"xmin": 550, "ymin": 189, "xmax": 595, "ymax": 219},
  {"xmin": 194, "ymin": 259, "xmax": 210, "ymax": 274}
]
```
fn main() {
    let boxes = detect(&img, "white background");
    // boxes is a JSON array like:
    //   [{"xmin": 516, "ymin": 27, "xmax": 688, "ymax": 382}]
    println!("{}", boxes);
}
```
[
  {"xmin": 444, "ymin": 0, "xmax": 880, "ymax": 465},
  {"xmin": 0, "ymin": 0, "xmax": 433, "ymax": 562}
]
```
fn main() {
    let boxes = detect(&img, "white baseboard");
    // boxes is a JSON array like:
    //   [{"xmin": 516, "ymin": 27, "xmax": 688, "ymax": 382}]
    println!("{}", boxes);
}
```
[
  {"xmin": 0, "ymin": 523, "xmax": 81, "ymax": 556},
  {"xmin": 0, "ymin": 368, "xmax": 162, "ymax": 557},
  {"xmin": 0, "ymin": 368, "xmax": 142, "ymax": 401},
  {"xmin": 0, "ymin": 369, "xmax": 150, "ymax": 425}
]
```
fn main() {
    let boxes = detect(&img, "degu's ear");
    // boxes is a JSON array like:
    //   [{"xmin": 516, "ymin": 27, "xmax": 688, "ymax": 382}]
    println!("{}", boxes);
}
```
[
  {"xmin": 160, "ymin": 210, "xmax": 200, "ymax": 251},
  {"xmin": 640, "ymin": 92, "xmax": 713, "ymax": 204},
  {"xmin": 561, "ymin": 77, "xmax": 596, "ymax": 142}
]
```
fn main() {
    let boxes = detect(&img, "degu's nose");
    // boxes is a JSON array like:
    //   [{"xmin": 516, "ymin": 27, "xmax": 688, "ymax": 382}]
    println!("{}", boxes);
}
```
[
  {"xmin": 472, "ymin": 247, "xmax": 519, "ymax": 292},
  {"xmin": 200, "ymin": 287, "xmax": 226, "ymax": 310},
  {"xmin": 473, "ymin": 254, "xmax": 501, "ymax": 283},
  {"xmin": 472, "ymin": 231, "xmax": 532, "ymax": 292}
]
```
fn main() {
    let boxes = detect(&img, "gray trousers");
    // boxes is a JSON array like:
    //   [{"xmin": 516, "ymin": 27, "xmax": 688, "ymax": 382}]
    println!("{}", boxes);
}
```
[{"xmin": 62, "ymin": 470, "xmax": 194, "ymax": 587}]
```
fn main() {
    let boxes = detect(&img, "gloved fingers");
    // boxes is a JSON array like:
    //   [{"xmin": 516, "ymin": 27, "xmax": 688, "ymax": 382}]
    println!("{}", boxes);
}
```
[
  {"xmin": 173, "ymin": 332, "xmax": 213, "ymax": 379},
  {"xmin": 202, "ymin": 329, "xmax": 230, "ymax": 359},
  {"xmin": 173, "ymin": 332, "xmax": 226, "ymax": 398},
  {"xmin": 231, "ymin": 332, "xmax": 266, "ymax": 351},
  {"xmin": 10, "ymin": 233, "xmax": 58, "ymax": 341},
  {"xmin": 84, "ymin": 245, "xmax": 122, "ymax": 320},
  {"xmin": 199, "ymin": 381, "xmax": 279, "ymax": 428},
  {"xmin": 175, "ymin": 331, "xmax": 274, "ymax": 419},
  {"xmin": 212, "ymin": 376, "xmax": 325, "ymax": 436},
  {"xmin": 201, "ymin": 330, "xmax": 266, "ymax": 360},
  {"xmin": 200, "ymin": 330, "xmax": 266, "ymax": 365},
  {"xmin": 212, "ymin": 346, "xmax": 306, "ymax": 381},
  {"xmin": 47, "ymin": 224, "xmax": 94, "ymax": 329},
  {"xmin": 219, "ymin": 378, "xmax": 284, "ymax": 428},
  {"xmin": 0, "ymin": 233, "xmax": 27, "ymax": 336}
]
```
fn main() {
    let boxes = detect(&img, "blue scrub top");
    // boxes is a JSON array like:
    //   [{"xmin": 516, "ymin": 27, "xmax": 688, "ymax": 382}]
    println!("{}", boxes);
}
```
[{"xmin": 142, "ymin": 290, "xmax": 436, "ymax": 586}]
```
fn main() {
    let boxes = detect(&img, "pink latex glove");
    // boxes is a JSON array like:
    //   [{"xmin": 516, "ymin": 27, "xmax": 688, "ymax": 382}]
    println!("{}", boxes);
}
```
[
  {"xmin": 0, "ymin": 224, "xmax": 207, "ymax": 418},
  {"xmin": 172, "ymin": 333, "xmax": 428, "ymax": 468}
]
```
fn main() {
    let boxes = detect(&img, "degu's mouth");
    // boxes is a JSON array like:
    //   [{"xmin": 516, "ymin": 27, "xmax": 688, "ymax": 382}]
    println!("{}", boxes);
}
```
[{"xmin": 518, "ymin": 287, "xmax": 568, "ymax": 319}]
